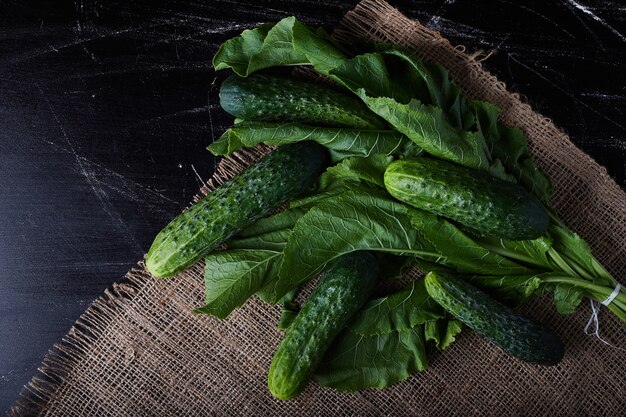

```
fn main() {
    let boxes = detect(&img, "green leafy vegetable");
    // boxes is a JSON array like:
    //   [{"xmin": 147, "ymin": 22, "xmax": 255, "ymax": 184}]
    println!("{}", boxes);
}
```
[
  {"xmin": 330, "ymin": 48, "xmax": 474, "ymax": 129},
  {"xmin": 547, "ymin": 222, "xmax": 616, "ymax": 287},
  {"xmin": 196, "ymin": 209, "xmax": 305, "ymax": 317},
  {"xmin": 196, "ymin": 249, "xmax": 282, "ymax": 318},
  {"xmin": 315, "ymin": 327, "xmax": 428, "ymax": 391},
  {"xmin": 214, "ymin": 17, "xmax": 552, "ymax": 200},
  {"xmin": 274, "ymin": 186, "xmax": 529, "ymax": 301},
  {"xmin": 424, "ymin": 318, "xmax": 463, "ymax": 350},
  {"xmin": 200, "ymin": 16, "xmax": 626, "ymax": 399},
  {"xmin": 213, "ymin": 16, "xmax": 346, "ymax": 77},
  {"xmin": 209, "ymin": 122, "xmax": 420, "ymax": 162},
  {"xmin": 356, "ymin": 95, "xmax": 491, "ymax": 170},
  {"xmin": 348, "ymin": 280, "xmax": 444, "ymax": 336}
]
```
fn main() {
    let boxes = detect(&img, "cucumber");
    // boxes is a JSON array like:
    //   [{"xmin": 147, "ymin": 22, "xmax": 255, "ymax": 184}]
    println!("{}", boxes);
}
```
[
  {"xmin": 384, "ymin": 158, "xmax": 549, "ymax": 240},
  {"xmin": 424, "ymin": 271, "xmax": 564, "ymax": 365},
  {"xmin": 219, "ymin": 74, "xmax": 385, "ymax": 129},
  {"xmin": 146, "ymin": 142, "xmax": 327, "ymax": 278},
  {"xmin": 268, "ymin": 252, "xmax": 379, "ymax": 400}
]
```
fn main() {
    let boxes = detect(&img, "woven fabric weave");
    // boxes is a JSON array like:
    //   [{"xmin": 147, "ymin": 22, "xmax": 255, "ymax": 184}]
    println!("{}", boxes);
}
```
[{"xmin": 10, "ymin": 1, "xmax": 625, "ymax": 415}]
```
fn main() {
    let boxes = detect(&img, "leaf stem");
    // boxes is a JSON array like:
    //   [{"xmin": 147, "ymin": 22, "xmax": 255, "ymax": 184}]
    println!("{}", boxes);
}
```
[
  {"xmin": 558, "ymin": 252, "xmax": 597, "ymax": 281},
  {"xmin": 541, "ymin": 276, "xmax": 626, "ymax": 313},
  {"xmin": 546, "ymin": 248, "xmax": 580, "ymax": 278},
  {"xmin": 476, "ymin": 240, "xmax": 546, "ymax": 268}
]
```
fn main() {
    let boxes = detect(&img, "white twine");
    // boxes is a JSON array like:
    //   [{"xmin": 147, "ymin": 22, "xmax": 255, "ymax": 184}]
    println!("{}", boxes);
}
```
[
  {"xmin": 601, "ymin": 283, "xmax": 622, "ymax": 306},
  {"xmin": 583, "ymin": 294, "xmax": 625, "ymax": 351}
]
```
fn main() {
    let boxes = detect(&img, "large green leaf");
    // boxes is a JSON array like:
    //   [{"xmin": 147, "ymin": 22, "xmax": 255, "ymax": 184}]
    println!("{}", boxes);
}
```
[
  {"xmin": 195, "ymin": 209, "xmax": 305, "ymax": 317},
  {"xmin": 329, "ymin": 48, "xmax": 474, "ymax": 129},
  {"xmin": 315, "ymin": 327, "xmax": 428, "ymax": 391},
  {"xmin": 208, "ymin": 122, "xmax": 420, "ymax": 162},
  {"xmin": 357, "ymin": 94, "xmax": 491, "ymax": 170},
  {"xmin": 275, "ymin": 189, "xmax": 429, "ymax": 299},
  {"xmin": 407, "ymin": 210, "xmax": 531, "ymax": 277},
  {"xmin": 274, "ymin": 188, "xmax": 529, "ymax": 300},
  {"xmin": 196, "ymin": 249, "xmax": 281, "ymax": 318},
  {"xmin": 213, "ymin": 16, "xmax": 346, "ymax": 76},
  {"xmin": 348, "ymin": 279, "xmax": 444, "ymax": 336},
  {"xmin": 474, "ymin": 234, "xmax": 554, "ymax": 270}
]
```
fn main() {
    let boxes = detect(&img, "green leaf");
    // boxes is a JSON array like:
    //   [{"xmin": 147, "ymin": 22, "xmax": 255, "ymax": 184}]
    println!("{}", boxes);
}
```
[
  {"xmin": 212, "ymin": 16, "xmax": 346, "ymax": 77},
  {"xmin": 208, "ymin": 122, "xmax": 419, "ymax": 161},
  {"xmin": 440, "ymin": 320, "xmax": 463, "ymax": 350},
  {"xmin": 276, "ymin": 189, "xmax": 425, "ymax": 299},
  {"xmin": 424, "ymin": 318, "xmax": 463, "ymax": 350},
  {"xmin": 468, "ymin": 273, "xmax": 544, "ymax": 305},
  {"xmin": 231, "ymin": 208, "xmax": 306, "ymax": 250},
  {"xmin": 315, "ymin": 327, "xmax": 428, "ymax": 391},
  {"xmin": 196, "ymin": 249, "xmax": 281, "ymax": 319},
  {"xmin": 407, "ymin": 210, "xmax": 531, "ymax": 277},
  {"xmin": 356, "ymin": 95, "xmax": 491, "ymax": 170},
  {"xmin": 474, "ymin": 234, "xmax": 554, "ymax": 270},
  {"xmin": 329, "ymin": 52, "xmax": 414, "ymax": 103},
  {"xmin": 472, "ymin": 101, "xmax": 553, "ymax": 202},
  {"xmin": 212, "ymin": 23, "xmax": 275, "ymax": 75},
  {"xmin": 196, "ymin": 209, "xmax": 306, "ymax": 316},
  {"xmin": 547, "ymin": 223, "xmax": 614, "ymax": 286},
  {"xmin": 348, "ymin": 280, "xmax": 444, "ymax": 336},
  {"xmin": 552, "ymin": 284, "xmax": 584, "ymax": 315},
  {"xmin": 329, "ymin": 48, "xmax": 474, "ymax": 130},
  {"xmin": 207, "ymin": 130, "xmax": 243, "ymax": 156},
  {"xmin": 325, "ymin": 154, "xmax": 394, "ymax": 187},
  {"xmin": 275, "ymin": 188, "xmax": 529, "ymax": 300},
  {"xmin": 379, "ymin": 49, "xmax": 475, "ymax": 130}
]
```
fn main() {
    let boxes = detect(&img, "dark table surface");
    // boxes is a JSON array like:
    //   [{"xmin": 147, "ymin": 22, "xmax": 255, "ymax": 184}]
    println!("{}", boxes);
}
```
[{"xmin": 1, "ymin": 0, "xmax": 625, "ymax": 411}]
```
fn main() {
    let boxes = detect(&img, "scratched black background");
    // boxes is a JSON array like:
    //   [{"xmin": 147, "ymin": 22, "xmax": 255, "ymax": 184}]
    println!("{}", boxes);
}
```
[{"xmin": 1, "ymin": 0, "xmax": 625, "ymax": 411}]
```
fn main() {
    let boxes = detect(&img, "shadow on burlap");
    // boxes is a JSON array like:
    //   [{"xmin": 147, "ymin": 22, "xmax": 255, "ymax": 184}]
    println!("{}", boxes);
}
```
[{"xmin": 10, "ymin": 0, "xmax": 626, "ymax": 416}]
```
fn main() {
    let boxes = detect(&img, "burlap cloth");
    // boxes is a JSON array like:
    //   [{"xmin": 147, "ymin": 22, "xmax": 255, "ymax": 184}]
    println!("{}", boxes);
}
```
[{"xmin": 10, "ymin": 1, "xmax": 626, "ymax": 416}]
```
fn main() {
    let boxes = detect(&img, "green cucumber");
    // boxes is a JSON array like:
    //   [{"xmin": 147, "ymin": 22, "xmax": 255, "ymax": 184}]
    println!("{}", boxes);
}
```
[
  {"xmin": 219, "ymin": 74, "xmax": 385, "ymax": 129},
  {"xmin": 424, "ymin": 271, "xmax": 564, "ymax": 365},
  {"xmin": 146, "ymin": 142, "xmax": 327, "ymax": 278},
  {"xmin": 268, "ymin": 252, "xmax": 379, "ymax": 400},
  {"xmin": 384, "ymin": 158, "xmax": 549, "ymax": 240}
]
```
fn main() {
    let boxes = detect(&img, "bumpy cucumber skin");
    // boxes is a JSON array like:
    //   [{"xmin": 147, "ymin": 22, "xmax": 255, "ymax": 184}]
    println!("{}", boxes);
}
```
[
  {"xmin": 219, "ymin": 74, "xmax": 385, "ymax": 129},
  {"xmin": 384, "ymin": 158, "xmax": 549, "ymax": 240},
  {"xmin": 268, "ymin": 252, "xmax": 379, "ymax": 400},
  {"xmin": 424, "ymin": 271, "xmax": 564, "ymax": 365},
  {"xmin": 145, "ymin": 142, "xmax": 327, "ymax": 278}
]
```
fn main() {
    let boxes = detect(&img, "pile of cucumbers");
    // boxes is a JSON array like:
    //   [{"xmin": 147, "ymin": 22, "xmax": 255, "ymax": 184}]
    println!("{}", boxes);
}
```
[{"xmin": 145, "ymin": 17, "xmax": 624, "ymax": 399}]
